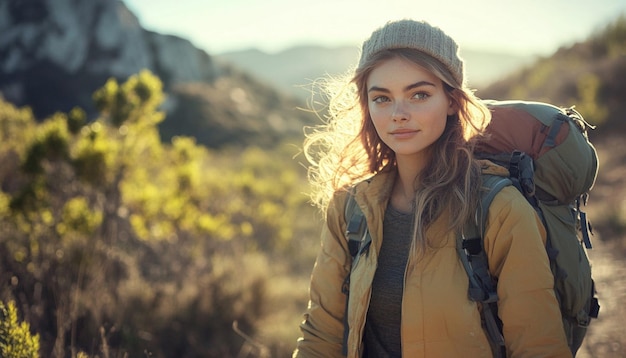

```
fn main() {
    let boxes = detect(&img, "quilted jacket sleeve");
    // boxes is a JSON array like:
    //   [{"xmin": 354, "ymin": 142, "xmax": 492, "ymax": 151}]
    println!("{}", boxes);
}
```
[
  {"xmin": 293, "ymin": 192, "xmax": 352, "ymax": 358},
  {"xmin": 483, "ymin": 186, "xmax": 572, "ymax": 358}
]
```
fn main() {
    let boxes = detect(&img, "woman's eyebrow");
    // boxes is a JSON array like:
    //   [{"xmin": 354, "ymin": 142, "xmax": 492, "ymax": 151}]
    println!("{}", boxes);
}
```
[
  {"xmin": 368, "ymin": 80, "xmax": 436, "ymax": 94},
  {"xmin": 404, "ymin": 81, "xmax": 436, "ymax": 92},
  {"xmin": 367, "ymin": 85, "xmax": 389, "ymax": 93}
]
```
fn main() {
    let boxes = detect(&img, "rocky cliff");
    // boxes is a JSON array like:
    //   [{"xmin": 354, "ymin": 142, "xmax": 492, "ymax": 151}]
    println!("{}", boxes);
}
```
[{"xmin": 0, "ymin": 0, "xmax": 312, "ymax": 147}]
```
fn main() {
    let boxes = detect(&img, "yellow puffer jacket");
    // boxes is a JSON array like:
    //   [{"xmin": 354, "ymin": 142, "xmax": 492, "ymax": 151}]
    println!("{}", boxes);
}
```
[{"xmin": 294, "ymin": 163, "xmax": 572, "ymax": 358}]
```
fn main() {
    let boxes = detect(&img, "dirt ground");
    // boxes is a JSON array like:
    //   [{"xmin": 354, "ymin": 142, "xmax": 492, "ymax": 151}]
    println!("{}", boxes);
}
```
[
  {"xmin": 576, "ymin": 136, "xmax": 626, "ymax": 357},
  {"xmin": 577, "ymin": 238, "xmax": 626, "ymax": 357}
]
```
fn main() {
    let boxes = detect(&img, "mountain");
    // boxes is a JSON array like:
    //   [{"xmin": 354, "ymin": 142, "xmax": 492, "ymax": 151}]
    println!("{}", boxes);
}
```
[
  {"xmin": 216, "ymin": 46, "xmax": 360, "ymax": 100},
  {"xmin": 0, "ymin": 0, "xmax": 217, "ymax": 115},
  {"xmin": 3, "ymin": 0, "xmax": 621, "ymax": 150},
  {"xmin": 0, "ymin": 0, "xmax": 314, "ymax": 148},
  {"xmin": 478, "ymin": 15, "xmax": 626, "ymax": 138},
  {"xmin": 216, "ymin": 45, "xmax": 534, "ymax": 100}
]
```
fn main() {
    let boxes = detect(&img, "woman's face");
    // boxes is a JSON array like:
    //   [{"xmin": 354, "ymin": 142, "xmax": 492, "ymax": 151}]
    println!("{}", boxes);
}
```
[{"xmin": 366, "ymin": 57, "xmax": 454, "ymax": 164}]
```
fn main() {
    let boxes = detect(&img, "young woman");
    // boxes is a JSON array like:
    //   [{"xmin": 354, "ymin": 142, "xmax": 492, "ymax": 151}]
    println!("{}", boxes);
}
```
[{"xmin": 293, "ymin": 20, "xmax": 571, "ymax": 357}]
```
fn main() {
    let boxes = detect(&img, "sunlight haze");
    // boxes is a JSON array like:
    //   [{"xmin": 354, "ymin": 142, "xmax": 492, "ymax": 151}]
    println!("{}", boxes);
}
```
[{"xmin": 124, "ymin": 0, "xmax": 626, "ymax": 56}]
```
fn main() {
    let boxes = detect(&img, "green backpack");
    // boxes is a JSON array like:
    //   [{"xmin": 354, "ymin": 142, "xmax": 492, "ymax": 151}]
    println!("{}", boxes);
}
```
[{"xmin": 343, "ymin": 100, "xmax": 600, "ymax": 356}]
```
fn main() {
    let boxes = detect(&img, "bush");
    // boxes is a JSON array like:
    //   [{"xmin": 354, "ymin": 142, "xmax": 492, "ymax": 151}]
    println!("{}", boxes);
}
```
[
  {"xmin": 0, "ymin": 72, "xmax": 320, "ymax": 357},
  {"xmin": 0, "ymin": 301, "xmax": 40, "ymax": 358}
]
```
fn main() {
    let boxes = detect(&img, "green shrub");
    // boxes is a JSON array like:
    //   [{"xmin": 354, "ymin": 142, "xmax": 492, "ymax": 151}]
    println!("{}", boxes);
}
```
[
  {"xmin": 0, "ymin": 72, "xmax": 319, "ymax": 357},
  {"xmin": 0, "ymin": 301, "xmax": 40, "ymax": 358}
]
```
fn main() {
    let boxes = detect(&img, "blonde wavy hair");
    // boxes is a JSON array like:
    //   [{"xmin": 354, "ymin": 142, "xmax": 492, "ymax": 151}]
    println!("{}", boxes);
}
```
[{"xmin": 304, "ymin": 48, "xmax": 491, "ymax": 246}]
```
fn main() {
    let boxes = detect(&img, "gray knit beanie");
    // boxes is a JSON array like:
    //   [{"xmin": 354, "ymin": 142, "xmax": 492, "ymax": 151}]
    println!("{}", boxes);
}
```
[{"xmin": 358, "ymin": 19, "xmax": 465, "ymax": 86}]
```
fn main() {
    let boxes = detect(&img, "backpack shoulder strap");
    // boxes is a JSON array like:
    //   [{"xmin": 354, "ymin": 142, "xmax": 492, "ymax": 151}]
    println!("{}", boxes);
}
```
[
  {"xmin": 344, "ymin": 189, "xmax": 372, "ymax": 263},
  {"xmin": 457, "ymin": 173, "xmax": 511, "ymax": 302},
  {"xmin": 341, "ymin": 188, "xmax": 372, "ymax": 355},
  {"xmin": 456, "ymin": 174, "xmax": 512, "ymax": 358},
  {"xmin": 478, "ymin": 175, "xmax": 513, "ymax": 232}
]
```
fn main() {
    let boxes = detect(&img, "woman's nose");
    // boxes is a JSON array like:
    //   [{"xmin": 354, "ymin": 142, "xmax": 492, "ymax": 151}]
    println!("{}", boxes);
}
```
[{"xmin": 392, "ymin": 101, "xmax": 409, "ymax": 121}]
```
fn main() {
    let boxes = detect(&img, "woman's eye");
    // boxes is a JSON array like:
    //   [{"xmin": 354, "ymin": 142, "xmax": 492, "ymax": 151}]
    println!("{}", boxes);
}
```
[
  {"xmin": 413, "ymin": 92, "xmax": 430, "ymax": 100},
  {"xmin": 372, "ymin": 96, "xmax": 390, "ymax": 103}
]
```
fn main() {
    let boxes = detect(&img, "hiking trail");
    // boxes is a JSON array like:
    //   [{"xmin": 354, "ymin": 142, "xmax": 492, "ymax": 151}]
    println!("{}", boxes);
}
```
[{"xmin": 576, "ymin": 235, "xmax": 626, "ymax": 358}]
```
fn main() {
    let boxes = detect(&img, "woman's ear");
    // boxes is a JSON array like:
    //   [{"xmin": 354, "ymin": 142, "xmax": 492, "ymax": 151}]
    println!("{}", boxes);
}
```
[{"xmin": 447, "ymin": 97, "xmax": 458, "ymax": 116}]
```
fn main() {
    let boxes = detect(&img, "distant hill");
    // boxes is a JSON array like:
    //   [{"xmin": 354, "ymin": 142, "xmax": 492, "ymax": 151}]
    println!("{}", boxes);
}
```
[
  {"xmin": 478, "ymin": 15, "xmax": 626, "ymax": 138},
  {"xmin": 3, "ymin": 0, "xmax": 622, "ymax": 150},
  {"xmin": 217, "ymin": 45, "xmax": 534, "ymax": 99}
]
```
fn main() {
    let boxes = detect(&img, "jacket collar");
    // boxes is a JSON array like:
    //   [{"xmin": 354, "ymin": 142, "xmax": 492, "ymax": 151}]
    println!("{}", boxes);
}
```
[
  {"xmin": 353, "ymin": 166, "xmax": 396, "ymax": 210},
  {"xmin": 349, "ymin": 165, "xmax": 398, "ymax": 243}
]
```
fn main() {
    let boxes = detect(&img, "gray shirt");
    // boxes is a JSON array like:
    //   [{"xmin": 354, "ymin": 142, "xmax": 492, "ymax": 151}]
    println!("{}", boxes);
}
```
[{"xmin": 364, "ymin": 204, "xmax": 414, "ymax": 357}]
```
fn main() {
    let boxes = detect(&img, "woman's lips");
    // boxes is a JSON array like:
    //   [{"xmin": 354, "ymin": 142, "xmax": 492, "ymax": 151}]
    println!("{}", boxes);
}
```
[{"xmin": 390, "ymin": 129, "xmax": 419, "ymax": 139}]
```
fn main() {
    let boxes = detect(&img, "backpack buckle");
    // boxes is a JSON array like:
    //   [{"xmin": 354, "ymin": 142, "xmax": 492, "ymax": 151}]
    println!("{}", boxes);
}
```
[
  {"xmin": 461, "ymin": 237, "xmax": 482, "ymax": 255},
  {"xmin": 510, "ymin": 151, "xmax": 536, "ymax": 199}
]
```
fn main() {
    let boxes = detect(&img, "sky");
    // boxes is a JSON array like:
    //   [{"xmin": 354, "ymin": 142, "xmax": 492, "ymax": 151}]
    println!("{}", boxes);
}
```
[{"xmin": 123, "ymin": 0, "xmax": 626, "ymax": 57}]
